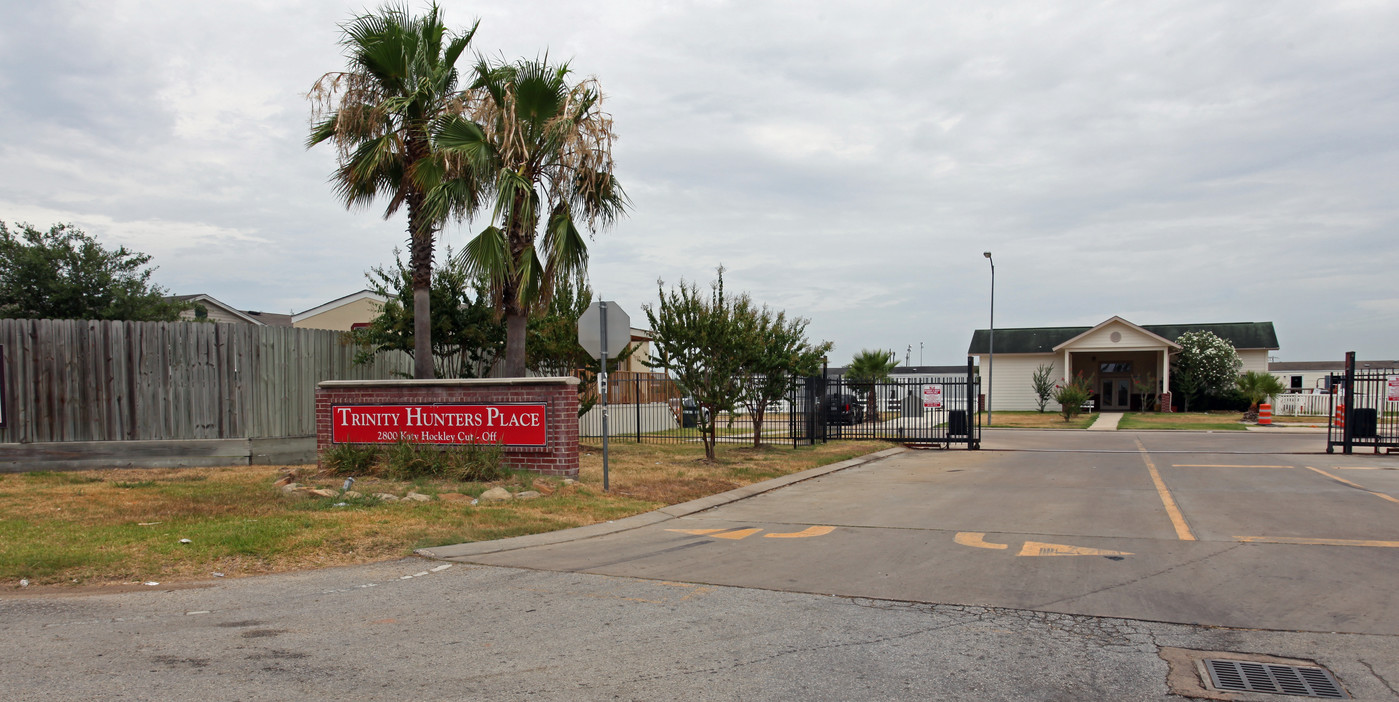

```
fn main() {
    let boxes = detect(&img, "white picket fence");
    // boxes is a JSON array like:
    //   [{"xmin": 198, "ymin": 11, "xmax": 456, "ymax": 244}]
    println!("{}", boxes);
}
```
[{"xmin": 1271, "ymin": 393, "xmax": 1333, "ymax": 416}]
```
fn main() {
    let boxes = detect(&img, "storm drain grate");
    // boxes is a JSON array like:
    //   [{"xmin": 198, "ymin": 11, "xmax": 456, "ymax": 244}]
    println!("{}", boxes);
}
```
[{"xmin": 1204, "ymin": 659, "xmax": 1348, "ymax": 698}]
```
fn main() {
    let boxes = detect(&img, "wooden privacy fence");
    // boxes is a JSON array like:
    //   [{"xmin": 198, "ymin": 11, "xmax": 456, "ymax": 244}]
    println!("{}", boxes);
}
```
[{"xmin": 0, "ymin": 319, "xmax": 410, "ymax": 444}]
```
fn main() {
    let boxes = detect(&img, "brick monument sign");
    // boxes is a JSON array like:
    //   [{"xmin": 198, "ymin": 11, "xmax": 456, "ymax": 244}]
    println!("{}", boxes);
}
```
[{"xmin": 315, "ymin": 377, "xmax": 580, "ymax": 477}]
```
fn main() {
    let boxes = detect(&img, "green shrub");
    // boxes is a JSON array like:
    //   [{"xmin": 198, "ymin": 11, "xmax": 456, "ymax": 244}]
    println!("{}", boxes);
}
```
[
  {"xmin": 445, "ymin": 442, "xmax": 508, "ymax": 482},
  {"xmin": 322, "ymin": 442, "xmax": 381, "ymax": 475}
]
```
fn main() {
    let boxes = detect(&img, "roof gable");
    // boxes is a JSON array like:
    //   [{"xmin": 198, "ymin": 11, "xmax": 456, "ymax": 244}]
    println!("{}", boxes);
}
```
[{"xmin": 1052, "ymin": 317, "xmax": 1180, "ymax": 352}]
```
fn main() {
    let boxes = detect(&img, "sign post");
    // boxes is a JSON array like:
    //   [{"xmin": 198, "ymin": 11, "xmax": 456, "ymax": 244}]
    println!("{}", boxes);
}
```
[{"xmin": 578, "ymin": 301, "xmax": 630, "ymax": 491}]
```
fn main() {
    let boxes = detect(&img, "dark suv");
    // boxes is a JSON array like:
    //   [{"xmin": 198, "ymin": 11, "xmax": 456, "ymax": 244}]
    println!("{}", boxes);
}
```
[{"xmin": 823, "ymin": 393, "xmax": 865, "ymax": 425}]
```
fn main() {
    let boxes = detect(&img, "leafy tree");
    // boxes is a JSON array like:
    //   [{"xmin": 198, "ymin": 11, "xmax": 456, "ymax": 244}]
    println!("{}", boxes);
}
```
[
  {"xmin": 350, "ymin": 249, "xmax": 503, "ymax": 379},
  {"xmin": 1030, "ymin": 364, "xmax": 1056, "ymax": 413},
  {"xmin": 736, "ymin": 307, "xmax": 831, "ymax": 447},
  {"xmin": 1170, "ymin": 330, "xmax": 1242, "ymax": 411},
  {"xmin": 308, "ymin": 4, "xmax": 482, "ymax": 380},
  {"xmin": 444, "ymin": 56, "xmax": 628, "ymax": 377},
  {"xmin": 643, "ymin": 268, "xmax": 749, "ymax": 461},
  {"xmin": 1236, "ymin": 370, "xmax": 1286, "ymax": 420},
  {"xmin": 0, "ymin": 221, "xmax": 187, "ymax": 321},
  {"xmin": 846, "ymin": 349, "xmax": 899, "ymax": 424}
]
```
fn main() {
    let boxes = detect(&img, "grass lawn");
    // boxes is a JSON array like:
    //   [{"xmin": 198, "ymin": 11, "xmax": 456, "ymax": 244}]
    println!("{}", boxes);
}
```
[
  {"xmin": 1117, "ymin": 412, "xmax": 1247, "ymax": 431},
  {"xmin": 979, "ymin": 411, "xmax": 1099, "ymax": 429},
  {"xmin": 0, "ymin": 440, "xmax": 891, "ymax": 590}
]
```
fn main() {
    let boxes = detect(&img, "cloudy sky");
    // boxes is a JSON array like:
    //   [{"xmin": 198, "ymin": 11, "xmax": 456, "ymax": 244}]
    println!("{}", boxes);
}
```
[{"xmin": 2, "ymin": 0, "xmax": 1396, "ymax": 364}]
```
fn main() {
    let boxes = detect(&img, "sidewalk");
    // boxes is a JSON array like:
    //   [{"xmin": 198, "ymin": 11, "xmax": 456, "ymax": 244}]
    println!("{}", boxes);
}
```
[{"xmin": 1087, "ymin": 412, "xmax": 1124, "ymax": 430}]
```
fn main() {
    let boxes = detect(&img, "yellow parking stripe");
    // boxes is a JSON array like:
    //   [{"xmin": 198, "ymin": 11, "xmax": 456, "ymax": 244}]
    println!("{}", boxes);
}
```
[
  {"xmin": 1137, "ymin": 439, "xmax": 1195, "ymax": 541},
  {"xmin": 709, "ymin": 528, "xmax": 763, "ymax": 540},
  {"xmin": 1306, "ymin": 466, "xmax": 1399, "ymax": 504},
  {"xmin": 1236, "ymin": 536, "xmax": 1399, "ymax": 548},
  {"xmin": 764, "ymin": 526, "xmax": 837, "ymax": 539},
  {"xmin": 954, "ymin": 532, "xmax": 1008, "ymax": 550}
]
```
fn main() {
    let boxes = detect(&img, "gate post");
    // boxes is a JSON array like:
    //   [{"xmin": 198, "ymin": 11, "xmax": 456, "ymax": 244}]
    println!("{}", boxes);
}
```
[{"xmin": 1343, "ymin": 351, "xmax": 1356, "ymax": 455}]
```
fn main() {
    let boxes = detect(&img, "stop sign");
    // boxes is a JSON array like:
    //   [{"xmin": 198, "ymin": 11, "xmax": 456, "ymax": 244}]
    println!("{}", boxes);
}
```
[{"xmin": 577, "ymin": 301, "xmax": 630, "ymax": 359}]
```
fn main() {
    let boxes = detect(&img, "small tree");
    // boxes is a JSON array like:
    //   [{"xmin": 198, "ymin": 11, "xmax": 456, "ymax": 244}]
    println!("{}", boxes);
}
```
[
  {"xmin": 737, "ymin": 307, "xmax": 831, "ymax": 447},
  {"xmin": 0, "ymin": 222, "xmax": 188, "ymax": 321},
  {"xmin": 350, "ymin": 250, "xmax": 503, "ymax": 379},
  {"xmin": 1171, "ymin": 331, "xmax": 1242, "ymax": 411},
  {"xmin": 643, "ymin": 267, "xmax": 749, "ymax": 461},
  {"xmin": 847, "ymin": 349, "xmax": 899, "ymax": 424},
  {"xmin": 1031, "ymin": 364, "xmax": 1056, "ymax": 413},
  {"xmin": 1131, "ymin": 373, "xmax": 1159, "ymax": 412},
  {"xmin": 1236, "ymin": 370, "xmax": 1286, "ymax": 421}
]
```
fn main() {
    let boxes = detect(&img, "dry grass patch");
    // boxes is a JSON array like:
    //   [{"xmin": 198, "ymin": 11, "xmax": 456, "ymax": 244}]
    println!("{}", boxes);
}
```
[
  {"xmin": 0, "ymin": 440, "xmax": 892, "ymax": 590},
  {"xmin": 979, "ymin": 411, "xmax": 1099, "ymax": 429}
]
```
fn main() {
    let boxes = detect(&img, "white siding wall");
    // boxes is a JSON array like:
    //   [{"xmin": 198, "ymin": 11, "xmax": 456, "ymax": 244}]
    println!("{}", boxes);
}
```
[
  {"xmin": 982, "ymin": 353, "xmax": 1061, "ymax": 411},
  {"xmin": 1238, "ymin": 349, "xmax": 1269, "ymax": 374}
]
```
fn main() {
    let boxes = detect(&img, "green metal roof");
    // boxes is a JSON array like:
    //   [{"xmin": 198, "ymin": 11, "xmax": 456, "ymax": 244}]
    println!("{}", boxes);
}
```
[{"xmin": 968, "ymin": 322, "xmax": 1278, "ymax": 355}]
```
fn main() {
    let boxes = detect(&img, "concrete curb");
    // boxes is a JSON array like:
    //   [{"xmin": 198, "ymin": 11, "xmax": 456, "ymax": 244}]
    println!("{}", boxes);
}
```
[{"xmin": 416, "ymin": 446, "xmax": 907, "ymax": 561}]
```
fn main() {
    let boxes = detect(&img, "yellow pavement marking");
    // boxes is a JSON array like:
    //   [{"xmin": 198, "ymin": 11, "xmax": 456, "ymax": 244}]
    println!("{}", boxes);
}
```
[
  {"xmin": 1172, "ymin": 464, "xmax": 1293, "ymax": 468},
  {"xmin": 764, "ymin": 526, "xmax": 837, "ymax": 539},
  {"xmin": 1334, "ymin": 466, "xmax": 1385, "ymax": 470},
  {"xmin": 1017, "ymin": 541, "xmax": 1134, "ymax": 557},
  {"xmin": 1137, "ymin": 439, "xmax": 1196, "ymax": 541},
  {"xmin": 1305, "ymin": 466, "xmax": 1399, "ymax": 504},
  {"xmin": 1236, "ymin": 536, "xmax": 1399, "ymax": 548},
  {"xmin": 709, "ymin": 528, "xmax": 764, "ymax": 540},
  {"xmin": 665, "ymin": 528, "xmax": 728, "ymax": 536},
  {"xmin": 954, "ymin": 532, "xmax": 1008, "ymax": 550}
]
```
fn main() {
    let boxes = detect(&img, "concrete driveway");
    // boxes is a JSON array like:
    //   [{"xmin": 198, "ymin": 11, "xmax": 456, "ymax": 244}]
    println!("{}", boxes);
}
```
[{"xmin": 425, "ymin": 430, "xmax": 1399, "ymax": 636}]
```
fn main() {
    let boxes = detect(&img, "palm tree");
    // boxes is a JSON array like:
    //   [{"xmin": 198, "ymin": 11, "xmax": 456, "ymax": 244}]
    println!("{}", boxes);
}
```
[
  {"xmin": 307, "ymin": 3, "xmax": 481, "ymax": 379},
  {"xmin": 846, "ymin": 349, "xmax": 899, "ymax": 424},
  {"xmin": 439, "ymin": 57, "xmax": 628, "ymax": 377},
  {"xmin": 1236, "ymin": 370, "xmax": 1286, "ymax": 420}
]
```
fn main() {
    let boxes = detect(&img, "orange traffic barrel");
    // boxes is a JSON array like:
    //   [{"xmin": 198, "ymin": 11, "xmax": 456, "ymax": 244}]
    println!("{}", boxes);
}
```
[
  {"xmin": 1335, "ymin": 403, "xmax": 1346, "ymax": 429},
  {"xmin": 1258, "ymin": 403, "xmax": 1272, "ymax": 425}
]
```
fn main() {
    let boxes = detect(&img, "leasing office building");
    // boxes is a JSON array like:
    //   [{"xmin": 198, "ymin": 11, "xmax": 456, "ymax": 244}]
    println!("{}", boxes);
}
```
[{"xmin": 968, "ymin": 317, "xmax": 1279, "ymax": 412}]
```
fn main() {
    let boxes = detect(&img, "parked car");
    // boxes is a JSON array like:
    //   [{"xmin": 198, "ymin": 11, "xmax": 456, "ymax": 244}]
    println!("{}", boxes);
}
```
[{"xmin": 823, "ymin": 393, "xmax": 865, "ymax": 425}]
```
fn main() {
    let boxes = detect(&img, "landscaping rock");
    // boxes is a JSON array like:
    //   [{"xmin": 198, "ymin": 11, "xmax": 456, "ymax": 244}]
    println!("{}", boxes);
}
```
[
  {"xmin": 373, "ymin": 493, "xmax": 400, "ymax": 502},
  {"xmin": 514, "ymin": 491, "xmax": 542, "ymax": 500},
  {"xmin": 403, "ymin": 492, "xmax": 433, "ymax": 503},
  {"xmin": 342, "ymin": 490, "xmax": 364, "ymax": 499},
  {"xmin": 308, "ymin": 488, "xmax": 338, "ymax": 498},
  {"xmin": 273, "ymin": 474, "xmax": 295, "ymax": 487},
  {"xmin": 437, "ymin": 492, "xmax": 473, "ymax": 504},
  {"xmin": 478, "ymin": 487, "xmax": 513, "ymax": 503},
  {"xmin": 280, "ymin": 483, "xmax": 303, "ymax": 493},
  {"xmin": 561, "ymin": 479, "xmax": 577, "ymax": 487}
]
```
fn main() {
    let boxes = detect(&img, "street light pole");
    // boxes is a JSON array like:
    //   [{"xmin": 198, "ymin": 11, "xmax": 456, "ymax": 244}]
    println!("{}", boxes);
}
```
[{"xmin": 984, "ymin": 251, "xmax": 994, "ymax": 427}]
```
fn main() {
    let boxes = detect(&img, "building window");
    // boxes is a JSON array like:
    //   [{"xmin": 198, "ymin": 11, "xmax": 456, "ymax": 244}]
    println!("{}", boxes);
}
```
[
  {"xmin": 1291, "ymin": 375, "xmax": 1303, "ymax": 390},
  {"xmin": 1100, "ymin": 362, "xmax": 1132, "ymax": 374}
]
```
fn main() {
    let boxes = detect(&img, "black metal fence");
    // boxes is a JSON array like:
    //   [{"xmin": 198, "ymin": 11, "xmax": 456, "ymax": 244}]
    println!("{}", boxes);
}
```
[
  {"xmin": 1326, "ymin": 355, "xmax": 1399, "ymax": 454},
  {"xmin": 580, "ymin": 369, "xmax": 982, "ymax": 450}
]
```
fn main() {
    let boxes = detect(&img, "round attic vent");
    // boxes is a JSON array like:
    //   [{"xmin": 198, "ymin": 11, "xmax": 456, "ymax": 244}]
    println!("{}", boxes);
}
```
[{"xmin": 1110, "ymin": 331, "xmax": 1122, "ymax": 343}]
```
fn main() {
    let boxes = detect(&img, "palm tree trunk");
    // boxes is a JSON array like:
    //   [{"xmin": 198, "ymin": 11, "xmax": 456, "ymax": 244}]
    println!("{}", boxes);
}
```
[
  {"xmin": 405, "ymin": 130, "xmax": 435, "ymax": 380},
  {"xmin": 503, "ymin": 310, "xmax": 527, "ymax": 377}
]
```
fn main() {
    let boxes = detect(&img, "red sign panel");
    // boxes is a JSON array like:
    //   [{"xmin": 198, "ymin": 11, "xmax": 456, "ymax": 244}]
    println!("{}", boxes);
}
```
[{"xmin": 331, "ymin": 404, "xmax": 547, "ymax": 446}]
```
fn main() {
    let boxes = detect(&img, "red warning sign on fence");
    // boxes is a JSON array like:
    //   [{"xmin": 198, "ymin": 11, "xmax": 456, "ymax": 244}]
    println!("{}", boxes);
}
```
[
  {"xmin": 1387, "ymin": 376, "xmax": 1399, "ymax": 403},
  {"xmin": 923, "ymin": 386, "xmax": 943, "ymax": 409},
  {"xmin": 331, "ymin": 403, "xmax": 547, "ymax": 446}
]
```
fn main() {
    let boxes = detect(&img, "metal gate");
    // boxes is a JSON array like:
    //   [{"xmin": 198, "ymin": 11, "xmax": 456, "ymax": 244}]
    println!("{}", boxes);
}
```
[
  {"xmin": 1326, "ymin": 352, "xmax": 1399, "ymax": 454},
  {"xmin": 792, "ymin": 360, "xmax": 981, "ymax": 449}
]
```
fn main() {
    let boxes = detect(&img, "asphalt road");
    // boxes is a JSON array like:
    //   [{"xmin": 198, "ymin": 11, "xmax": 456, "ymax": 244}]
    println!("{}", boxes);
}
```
[{"xmin": 4, "ymin": 429, "xmax": 1398, "ymax": 700}]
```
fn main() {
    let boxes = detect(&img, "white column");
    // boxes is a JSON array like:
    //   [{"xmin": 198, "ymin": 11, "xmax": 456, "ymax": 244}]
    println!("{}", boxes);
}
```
[
  {"xmin": 1063, "ymin": 350, "xmax": 1071, "ymax": 381},
  {"xmin": 1161, "ymin": 349, "xmax": 1170, "ymax": 390}
]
